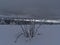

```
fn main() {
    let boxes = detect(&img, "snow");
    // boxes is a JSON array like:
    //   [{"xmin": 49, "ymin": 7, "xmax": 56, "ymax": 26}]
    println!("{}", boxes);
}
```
[{"xmin": 0, "ymin": 25, "xmax": 60, "ymax": 45}]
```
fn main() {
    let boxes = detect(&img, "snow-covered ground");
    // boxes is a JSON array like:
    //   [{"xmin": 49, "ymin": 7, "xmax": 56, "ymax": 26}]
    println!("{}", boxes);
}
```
[{"xmin": 0, "ymin": 25, "xmax": 60, "ymax": 45}]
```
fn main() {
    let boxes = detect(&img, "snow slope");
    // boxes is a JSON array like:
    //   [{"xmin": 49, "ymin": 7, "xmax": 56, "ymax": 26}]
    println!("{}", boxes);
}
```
[{"xmin": 0, "ymin": 25, "xmax": 60, "ymax": 45}]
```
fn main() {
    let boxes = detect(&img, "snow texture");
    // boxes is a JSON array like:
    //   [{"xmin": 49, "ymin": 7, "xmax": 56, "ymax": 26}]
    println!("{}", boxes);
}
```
[{"xmin": 0, "ymin": 25, "xmax": 60, "ymax": 45}]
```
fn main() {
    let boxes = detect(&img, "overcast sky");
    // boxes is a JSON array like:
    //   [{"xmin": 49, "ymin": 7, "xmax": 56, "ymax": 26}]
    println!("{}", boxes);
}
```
[{"xmin": 0, "ymin": 0, "xmax": 60, "ymax": 19}]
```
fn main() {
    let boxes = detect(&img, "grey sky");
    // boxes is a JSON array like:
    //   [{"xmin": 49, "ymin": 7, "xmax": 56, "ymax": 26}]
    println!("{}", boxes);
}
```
[
  {"xmin": 0, "ymin": 0, "xmax": 59, "ymax": 8},
  {"xmin": 0, "ymin": 0, "xmax": 60, "ymax": 19}
]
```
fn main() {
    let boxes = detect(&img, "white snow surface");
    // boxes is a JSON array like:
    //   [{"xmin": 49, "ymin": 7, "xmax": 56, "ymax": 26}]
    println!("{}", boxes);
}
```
[{"xmin": 0, "ymin": 25, "xmax": 60, "ymax": 45}]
